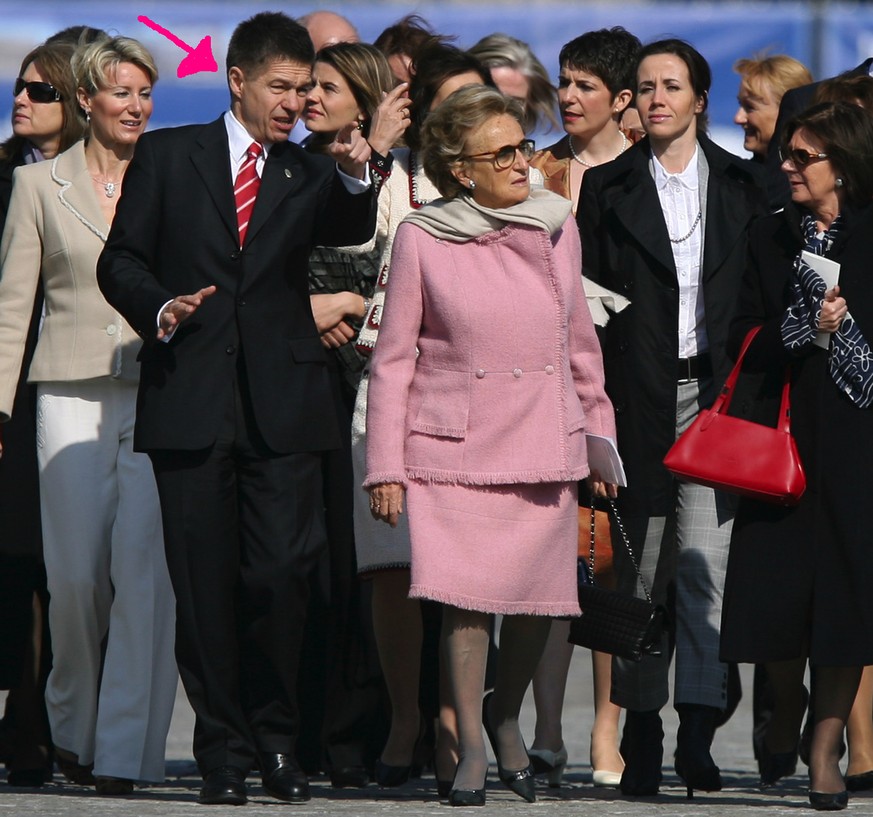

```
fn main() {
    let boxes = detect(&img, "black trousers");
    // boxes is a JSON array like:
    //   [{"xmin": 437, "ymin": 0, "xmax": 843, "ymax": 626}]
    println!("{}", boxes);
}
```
[
  {"xmin": 150, "ymin": 367, "xmax": 326, "ymax": 775},
  {"xmin": 298, "ymin": 372, "xmax": 387, "ymax": 774}
]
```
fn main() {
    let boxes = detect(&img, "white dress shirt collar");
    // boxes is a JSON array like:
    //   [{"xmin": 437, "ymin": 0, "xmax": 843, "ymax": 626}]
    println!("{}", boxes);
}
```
[
  {"xmin": 653, "ymin": 145, "xmax": 699, "ymax": 192},
  {"xmin": 224, "ymin": 110, "xmax": 271, "ymax": 180}
]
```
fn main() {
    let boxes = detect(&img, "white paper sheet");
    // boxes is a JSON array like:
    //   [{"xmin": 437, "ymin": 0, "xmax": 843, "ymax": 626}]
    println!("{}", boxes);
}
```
[
  {"xmin": 802, "ymin": 250, "xmax": 841, "ymax": 350},
  {"xmin": 585, "ymin": 433, "xmax": 627, "ymax": 487}
]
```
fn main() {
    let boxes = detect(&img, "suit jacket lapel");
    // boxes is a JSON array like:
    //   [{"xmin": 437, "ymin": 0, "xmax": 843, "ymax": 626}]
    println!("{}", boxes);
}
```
[
  {"xmin": 53, "ymin": 141, "xmax": 109, "ymax": 240},
  {"xmin": 190, "ymin": 118, "xmax": 239, "ymax": 246},
  {"xmin": 610, "ymin": 145, "xmax": 677, "ymax": 283},
  {"xmin": 700, "ymin": 138, "xmax": 753, "ymax": 282},
  {"xmin": 244, "ymin": 141, "xmax": 303, "ymax": 247}
]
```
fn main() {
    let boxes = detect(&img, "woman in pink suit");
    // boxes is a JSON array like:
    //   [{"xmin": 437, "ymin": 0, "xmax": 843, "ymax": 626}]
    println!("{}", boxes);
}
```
[{"xmin": 365, "ymin": 85, "xmax": 616, "ymax": 807}]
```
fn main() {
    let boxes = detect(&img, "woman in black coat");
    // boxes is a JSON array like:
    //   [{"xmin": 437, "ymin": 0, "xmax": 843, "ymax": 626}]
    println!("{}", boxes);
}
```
[
  {"xmin": 720, "ymin": 101, "xmax": 873, "ymax": 811},
  {"xmin": 578, "ymin": 38, "xmax": 767, "ymax": 798}
]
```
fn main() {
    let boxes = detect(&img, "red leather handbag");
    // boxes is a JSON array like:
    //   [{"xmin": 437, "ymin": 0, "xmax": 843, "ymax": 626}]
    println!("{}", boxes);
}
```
[{"xmin": 663, "ymin": 326, "xmax": 806, "ymax": 506}]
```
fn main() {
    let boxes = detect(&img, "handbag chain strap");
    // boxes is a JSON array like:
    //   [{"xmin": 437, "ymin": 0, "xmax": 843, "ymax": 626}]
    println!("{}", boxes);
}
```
[{"xmin": 587, "ymin": 496, "xmax": 654, "ymax": 605}]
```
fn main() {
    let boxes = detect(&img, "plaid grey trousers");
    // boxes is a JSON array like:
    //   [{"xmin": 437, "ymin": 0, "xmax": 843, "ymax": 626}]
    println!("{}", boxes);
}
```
[{"xmin": 610, "ymin": 377, "xmax": 735, "ymax": 713}]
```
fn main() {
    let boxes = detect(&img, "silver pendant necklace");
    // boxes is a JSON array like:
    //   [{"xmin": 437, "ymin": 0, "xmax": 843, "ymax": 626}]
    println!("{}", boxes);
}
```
[
  {"xmin": 669, "ymin": 210, "xmax": 702, "ymax": 244},
  {"xmin": 569, "ymin": 132, "xmax": 628, "ymax": 168},
  {"xmin": 91, "ymin": 176, "xmax": 120, "ymax": 198}
]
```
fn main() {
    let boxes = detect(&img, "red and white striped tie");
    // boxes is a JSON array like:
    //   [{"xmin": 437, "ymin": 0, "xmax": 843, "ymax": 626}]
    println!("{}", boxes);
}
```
[{"xmin": 234, "ymin": 141, "xmax": 262, "ymax": 246}]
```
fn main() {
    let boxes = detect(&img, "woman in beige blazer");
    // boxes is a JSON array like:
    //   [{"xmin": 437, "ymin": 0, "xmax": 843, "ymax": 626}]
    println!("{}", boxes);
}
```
[{"xmin": 0, "ymin": 36, "xmax": 176, "ymax": 794}]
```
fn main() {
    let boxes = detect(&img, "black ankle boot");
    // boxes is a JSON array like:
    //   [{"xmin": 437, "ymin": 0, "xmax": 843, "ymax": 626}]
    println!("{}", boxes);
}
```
[
  {"xmin": 674, "ymin": 704, "xmax": 722, "ymax": 799},
  {"xmin": 619, "ymin": 709, "xmax": 663, "ymax": 796}
]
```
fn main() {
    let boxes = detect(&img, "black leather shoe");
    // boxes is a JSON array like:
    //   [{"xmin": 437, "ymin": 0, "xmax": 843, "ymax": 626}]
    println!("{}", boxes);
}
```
[
  {"xmin": 198, "ymin": 765, "xmax": 247, "ymax": 805},
  {"xmin": 330, "ymin": 765, "xmax": 370, "ymax": 788},
  {"xmin": 55, "ymin": 748, "xmax": 96, "ymax": 786},
  {"xmin": 259, "ymin": 753, "xmax": 310, "ymax": 802},
  {"xmin": 674, "ymin": 704, "xmax": 722, "ymax": 799},
  {"xmin": 619, "ymin": 709, "xmax": 663, "ymax": 796},
  {"xmin": 95, "ymin": 776, "xmax": 134, "ymax": 796},
  {"xmin": 809, "ymin": 790, "xmax": 849, "ymax": 810}
]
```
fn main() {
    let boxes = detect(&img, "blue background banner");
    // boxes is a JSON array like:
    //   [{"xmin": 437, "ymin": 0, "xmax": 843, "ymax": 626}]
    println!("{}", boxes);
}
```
[{"xmin": 0, "ymin": 1, "xmax": 869, "ymax": 155}]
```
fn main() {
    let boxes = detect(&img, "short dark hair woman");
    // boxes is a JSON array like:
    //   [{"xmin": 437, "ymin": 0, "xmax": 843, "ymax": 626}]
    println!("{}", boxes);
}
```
[{"xmin": 721, "ymin": 101, "xmax": 873, "ymax": 812}]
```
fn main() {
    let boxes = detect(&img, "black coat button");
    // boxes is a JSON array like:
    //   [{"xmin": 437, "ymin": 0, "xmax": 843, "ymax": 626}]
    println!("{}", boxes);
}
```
[
  {"xmin": 225, "ymin": 345, "xmax": 236, "ymax": 355},
  {"xmin": 230, "ymin": 250, "xmax": 241, "ymax": 260}
]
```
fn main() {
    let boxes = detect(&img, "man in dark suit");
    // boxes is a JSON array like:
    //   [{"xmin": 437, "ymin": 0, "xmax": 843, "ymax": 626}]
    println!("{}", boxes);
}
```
[{"xmin": 97, "ymin": 12, "xmax": 376, "ymax": 806}]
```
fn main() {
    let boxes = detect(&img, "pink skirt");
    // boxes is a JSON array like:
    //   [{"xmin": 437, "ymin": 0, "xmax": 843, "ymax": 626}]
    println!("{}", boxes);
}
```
[{"xmin": 406, "ymin": 479, "xmax": 581, "ymax": 616}]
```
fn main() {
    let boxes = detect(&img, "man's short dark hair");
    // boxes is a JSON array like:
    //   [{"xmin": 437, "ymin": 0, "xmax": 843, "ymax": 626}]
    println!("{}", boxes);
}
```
[{"xmin": 226, "ymin": 12, "xmax": 314, "ymax": 76}]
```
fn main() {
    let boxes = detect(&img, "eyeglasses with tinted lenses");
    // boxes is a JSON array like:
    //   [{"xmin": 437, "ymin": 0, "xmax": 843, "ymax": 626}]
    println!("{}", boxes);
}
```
[
  {"xmin": 464, "ymin": 139, "xmax": 535, "ymax": 170},
  {"xmin": 13, "ymin": 78, "xmax": 62, "ymax": 103},
  {"xmin": 779, "ymin": 146, "xmax": 828, "ymax": 168}
]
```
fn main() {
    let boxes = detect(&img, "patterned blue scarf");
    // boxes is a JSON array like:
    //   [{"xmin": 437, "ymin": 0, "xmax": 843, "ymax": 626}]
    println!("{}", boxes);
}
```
[{"xmin": 781, "ymin": 213, "xmax": 873, "ymax": 408}]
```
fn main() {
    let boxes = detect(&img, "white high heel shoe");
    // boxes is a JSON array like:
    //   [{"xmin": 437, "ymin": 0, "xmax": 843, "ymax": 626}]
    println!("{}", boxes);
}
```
[
  {"xmin": 590, "ymin": 736, "xmax": 624, "ymax": 788},
  {"xmin": 592, "ymin": 768, "xmax": 623, "ymax": 787},
  {"xmin": 527, "ymin": 744, "xmax": 568, "ymax": 788}
]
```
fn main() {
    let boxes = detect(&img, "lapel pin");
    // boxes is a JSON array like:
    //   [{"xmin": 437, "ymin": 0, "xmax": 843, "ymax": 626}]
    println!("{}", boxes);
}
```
[{"xmin": 284, "ymin": 168, "xmax": 293, "ymax": 179}]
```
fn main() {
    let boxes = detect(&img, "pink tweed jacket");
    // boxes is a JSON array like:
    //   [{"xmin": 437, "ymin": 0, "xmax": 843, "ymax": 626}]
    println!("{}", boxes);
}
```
[{"xmin": 364, "ymin": 214, "xmax": 615, "ymax": 487}]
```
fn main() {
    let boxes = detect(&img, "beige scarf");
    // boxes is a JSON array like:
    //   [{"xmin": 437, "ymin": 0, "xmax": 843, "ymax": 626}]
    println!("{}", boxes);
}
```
[{"xmin": 402, "ymin": 187, "xmax": 572, "ymax": 240}]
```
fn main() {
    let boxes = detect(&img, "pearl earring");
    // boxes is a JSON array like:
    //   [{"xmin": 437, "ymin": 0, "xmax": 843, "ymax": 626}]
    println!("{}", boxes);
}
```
[
  {"xmin": 836, "ymin": 177, "xmax": 845, "ymax": 188},
  {"xmin": 469, "ymin": 180, "xmax": 476, "ymax": 190}
]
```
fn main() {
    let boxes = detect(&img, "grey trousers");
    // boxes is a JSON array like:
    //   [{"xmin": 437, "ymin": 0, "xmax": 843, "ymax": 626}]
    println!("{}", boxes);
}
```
[{"xmin": 611, "ymin": 377, "xmax": 735, "ymax": 713}]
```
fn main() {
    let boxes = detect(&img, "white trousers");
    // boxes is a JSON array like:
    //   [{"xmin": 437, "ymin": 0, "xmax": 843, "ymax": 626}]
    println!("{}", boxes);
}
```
[{"xmin": 37, "ymin": 379, "xmax": 177, "ymax": 781}]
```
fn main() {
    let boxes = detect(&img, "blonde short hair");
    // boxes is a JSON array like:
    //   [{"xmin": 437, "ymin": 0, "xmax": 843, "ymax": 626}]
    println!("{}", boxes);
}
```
[
  {"xmin": 734, "ymin": 54, "xmax": 812, "ymax": 105},
  {"xmin": 73, "ymin": 35, "xmax": 158, "ymax": 98}
]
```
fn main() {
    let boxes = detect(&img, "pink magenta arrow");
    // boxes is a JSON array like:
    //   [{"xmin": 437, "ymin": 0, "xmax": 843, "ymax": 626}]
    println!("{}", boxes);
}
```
[{"xmin": 138, "ymin": 15, "xmax": 218, "ymax": 78}]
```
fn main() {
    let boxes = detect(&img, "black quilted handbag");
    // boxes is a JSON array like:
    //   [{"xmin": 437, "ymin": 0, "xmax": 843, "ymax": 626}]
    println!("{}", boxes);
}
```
[{"xmin": 568, "ymin": 498, "xmax": 666, "ymax": 662}]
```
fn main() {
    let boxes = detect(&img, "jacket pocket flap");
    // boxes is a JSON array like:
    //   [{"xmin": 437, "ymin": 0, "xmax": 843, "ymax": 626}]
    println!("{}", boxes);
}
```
[
  {"xmin": 410, "ymin": 421, "xmax": 466, "ymax": 439},
  {"xmin": 410, "ymin": 367, "xmax": 469, "ymax": 439}
]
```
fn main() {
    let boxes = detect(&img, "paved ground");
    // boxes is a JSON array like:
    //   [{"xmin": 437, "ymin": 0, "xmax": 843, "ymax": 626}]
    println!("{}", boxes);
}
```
[{"xmin": 1, "ymin": 659, "xmax": 870, "ymax": 815}]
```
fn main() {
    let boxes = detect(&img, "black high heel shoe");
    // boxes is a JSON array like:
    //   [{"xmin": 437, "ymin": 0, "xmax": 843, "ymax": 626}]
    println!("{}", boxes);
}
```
[
  {"xmin": 448, "ymin": 787, "xmax": 486, "ymax": 806},
  {"xmin": 374, "ymin": 757, "xmax": 411, "ymax": 787},
  {"xmin": 482, "ymin": 693, "xmax": 536, "ymax": 803},
  {"xmin": 845, "ymin": 769, "xmax": 873, "ymax": 791},
  {"xmin": 674, "ymin": 704, "xmax": 722, "ymax": 800},
  {"xmin": 436, "ymin": 759, "xmax": 459, "ymax": 799},
  {"xmin": 809, "ymin": 790, "xmax": 849, "ymax": 811},
  {"xmin": 436, "ymin": 776, "xmax": 453, "ymax": 799},
  {"xmin": 375, "ymin": 717, "xmax": 426, "ymax": 787},
  {"xmin": 758, "ymin": 740, "xmax": 798, "ymax": 787}
]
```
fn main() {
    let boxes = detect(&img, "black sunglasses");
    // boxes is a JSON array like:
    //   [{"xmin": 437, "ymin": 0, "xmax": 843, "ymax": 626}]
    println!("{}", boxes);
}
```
[
  {"xmin": 779, "ymin": 146, "xmax": 828, "ymax": 168},
  {"xmin": 14, "ymin": 78, "xmax": 62, "ymax": 104},
  {"xmin": 463, "ymin": 139, "xmax": 536, "ymax": 170}
]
